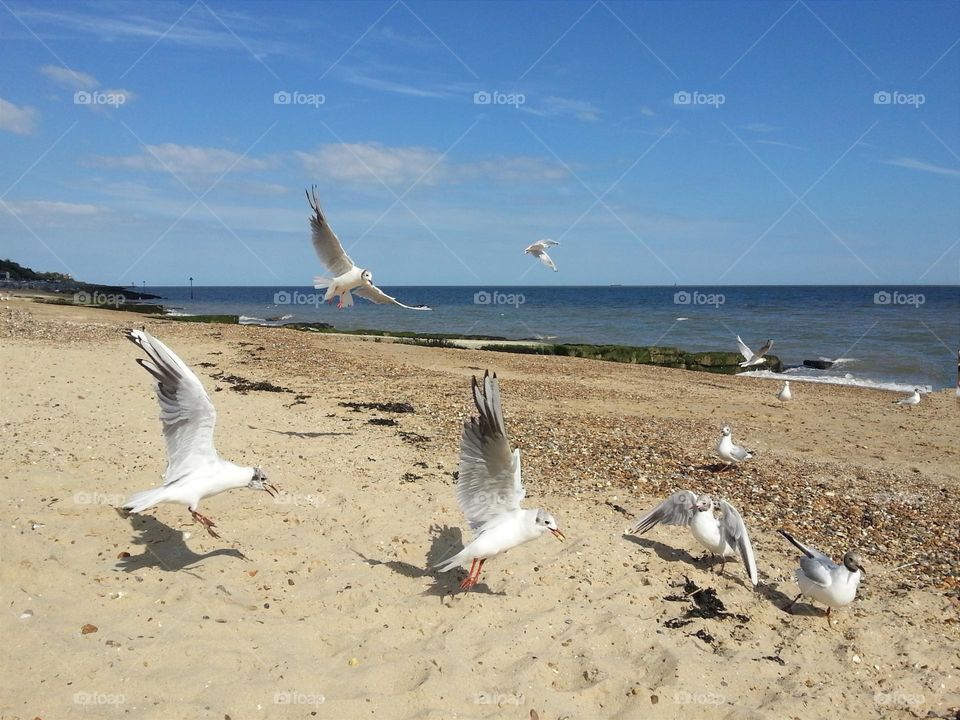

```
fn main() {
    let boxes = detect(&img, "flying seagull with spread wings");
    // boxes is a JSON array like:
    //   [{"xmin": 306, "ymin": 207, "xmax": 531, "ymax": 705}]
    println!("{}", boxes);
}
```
[
  {"xmin": 435, "ymin": 371, "xmax": 565, "ymax": 590},
  {"xmin": 120, "ymin": 329, "xmax": 277, "ymax": 537},
  {"xmin": 524, "ymin": 239, "xmax": 560, "ymax": 272},
  {"xmin": 306, "ymin": 187, "xmax": 430, "ymax": 310},
  {"xmin": 736, "ymin": 335, "xmax": 773, "ymax": 367},
  {"xmin": 628, "ymin": 491, "xmax": 758, "ymax": 586}
]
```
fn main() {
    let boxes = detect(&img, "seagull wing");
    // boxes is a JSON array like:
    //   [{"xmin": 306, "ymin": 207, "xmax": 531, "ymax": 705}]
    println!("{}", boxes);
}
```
[
  {"xmin": 627, "ymin": 490, "xmax": 698, "ymax": 535},
  {"xmin": 735, "ymin": 335, "xmax": 754, "ymax": 363},
  {"xmin": 126, "ymin": 329, "xmax": 218, "ymax": 483},
  {"xmin": 729, "ymin": 442, "xmax": 752, "ymax": 461},
  {"xmin": 799, "ymin": 555, "xmax": 835, "ymax": 587},
  {"xmin": 777, "ymin": 529, "xmax": 831, "ymax": 561},
  {"xmin": 306, "ymin": 186, "xmax": 356, "ymax": 277},
  {"xmin": 536, "ymin": 251, "xmax": 558, "ymax": 272},
  {"xmin": 719, "ymin": 500, "xmax": 758, "ymax": 585},
  {"xmin": 456, "ymin": 371, "xmax": 523, "ymax": 530},
  {"xmin": 754, "ymin": 339, "xmax": 773, "ymax": 359},
  {"xmin": 354, "ymin": 284, "xmax": 431, "ymax": 310}
]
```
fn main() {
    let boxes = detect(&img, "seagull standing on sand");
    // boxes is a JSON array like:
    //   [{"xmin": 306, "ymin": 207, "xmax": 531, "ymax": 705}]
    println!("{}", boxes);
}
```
[
  {"xmin": 305, "ymin": 187, "xmax": 430, "ymax": 310},
  {"xmin": 736, "ymin": 336, "xmax": 773, "ymax": 367},
  {"xmin": 524, "ymin": 239, "xmax": 560, "ymax": 272},
  {"xmin": 120, "ymin": 330, "xmax": 277, "ymax": 538},
  {"xmin": 716, "ymin": 426, "xmax": 752, "ymax": 469},
  {"xmin": 778, "ymin": 530, "xmax": 864, "ymax": 624},
  {"xmin": 777, "ymin": 381, "xmax": 793, "ymax": 401},
  {"xmin": 435, "ymin": 371, "xmax": 565, "ymax": 590},
  {"xmin": 894, "ymin": 388, "xmax": 921, "ymax": 408},
  {"xmin": 628, "ymin": 491, "xmax": 758, "ymax": 585}
]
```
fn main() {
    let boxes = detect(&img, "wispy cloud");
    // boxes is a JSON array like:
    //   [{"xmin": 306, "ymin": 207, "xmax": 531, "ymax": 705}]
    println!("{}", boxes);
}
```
[
  {"xmin": 2, "ymin": 200, "xmax": 104, "ymax": 216},
  {"xmin": 93, "ymin": 143, "xmax": 277, "ymax": 178},
  {"xmin": 525, "ymin": 95, "xmax": 601, "ymax": 122},
  {"xmin": 882, "ymin": 157, "xmax": 960, "ymax": 178},
  {"xmin": 756, "ymin": 139, "xmax": 804, "ymax": 150},
  {"xmin": 40, "ymin": 64, "xmax": 98, "ymax": 89},
  {"xmin": 0, "ymin": 97, "xmax": 39, "ymax": 135}
]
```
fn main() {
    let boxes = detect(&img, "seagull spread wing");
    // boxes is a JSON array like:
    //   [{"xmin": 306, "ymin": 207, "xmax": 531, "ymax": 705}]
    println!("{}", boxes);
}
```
[
  {"xmin": 354, "ymin": 284, "xmax": 431, "ymax": 310},
  {"xmin": 627, "ymin": 490, "xmax": 698, "ymax": 535},
  {"xmin": 753, "ymin": 339, "xmax": 773, "ymax": 359},
  {"xmin": 718, "ymin": 500, "xmax": 758, "ymax": 585},
  {"xmin": 306, "ymin": 186, "xmax": 355, "ymax": 277},
  {"xmin": 735, "ymin": 335, "xmax": 754, "ymax": 363},
  {"xmin": 126, "ymin": 329, "xmax": 218, "ymax": 484},
  {"xmin": 456, "ymin": 371, "xmax": 523, "ymax": 531},
  {"xmin": 536, "ymin": 251, "xmax": 558, "ymax": 271}
]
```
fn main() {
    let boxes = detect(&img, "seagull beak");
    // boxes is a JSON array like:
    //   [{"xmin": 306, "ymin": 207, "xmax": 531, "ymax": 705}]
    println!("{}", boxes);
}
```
[
  {"xmin": 263, "ymin": 483, "xmax": 279, "ymax": 498},
  {"xmin": 551, "ymin": 528, "xmax": 566, "ymax": 542},
  {"xmin": 858, "ymin": 564, "xmax": 866, "ymax": 576}
]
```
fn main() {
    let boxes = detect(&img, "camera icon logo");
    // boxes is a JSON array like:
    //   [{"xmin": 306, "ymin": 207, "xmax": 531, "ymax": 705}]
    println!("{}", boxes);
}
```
[
  {"xmin": 673, "ymin": 90, "xmax": 692, "ymax": 105},
  {"xmin": 673, "ymin": 290, "xmax": 691, "ymax": 304},
  {"xmin": 274, "ymin": 290, "xmax": 292, "ymax": 304},
  {"xmin": 473, "ymin": 91, "xmax": 491, "ymax": 105},
  {"xmin": 873, "ymin": 91, "xmax": 891, "ymax": 105},
  {"xmin": 74, "ymin": 91, "xmax": 92, "ymax": 105},
  {"xmin": 873, "ymin": 290, "xmax": 891, "ymax": 304},
  {"xmin": 473, "ymin": 290, "xmax": 492, "ymax": 304},
  {"xmin": 273, "ymin": 91, "xmax": 292, "ymax": 105}
]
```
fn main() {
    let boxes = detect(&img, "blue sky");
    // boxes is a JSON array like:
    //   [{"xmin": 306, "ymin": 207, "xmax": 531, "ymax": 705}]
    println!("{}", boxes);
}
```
[{"xmin": 1, "ymin": 0, "xmax": 958, "ymax": 286}]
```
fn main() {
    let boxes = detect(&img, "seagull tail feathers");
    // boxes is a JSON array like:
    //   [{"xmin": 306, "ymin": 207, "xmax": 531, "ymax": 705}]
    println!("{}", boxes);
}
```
[
  {"xmin": 434, "ymin": 547, "xmax": 470, "ymax": 572},
  {"xmin": 121, "ymin": 487, "xmax": 167, "ymax": 514},
  {"xmin": 312, "ymin": 276, "xmax": 333, "ymax": 290}
]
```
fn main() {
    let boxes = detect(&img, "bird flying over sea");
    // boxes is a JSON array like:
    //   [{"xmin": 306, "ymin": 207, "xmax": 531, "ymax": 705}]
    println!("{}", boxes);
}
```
[
  {"xmin": 435, "ymin": 371, "xmax": 565, "ymax": 590},
  {"xmin": 628, "ymin": 491, "xmax": 758, "ymax": 586},
  {"xmin": 736, "ymin": 336, "xmax": 773, "ymax": 367},
  {"xmin": 120, "ymin": 329, "xmax": 277, "ymax": 537},
  {"xmin": 306, "ymin": 186, "xmax": 431, "ymax": 311},
  {"xmin": 524, "ymin": 239, "xmax": 560, "ymax": 272}
]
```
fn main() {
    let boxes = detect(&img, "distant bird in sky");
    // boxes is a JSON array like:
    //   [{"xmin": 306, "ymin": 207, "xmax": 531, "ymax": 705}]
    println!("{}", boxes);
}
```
[
  {"xmin": 894, "ymin": 388, "xmax": 921, "ymax": 408},
  {"xmin": 628, "ymin": 491, "xmax": 758, "ymax": 585},
  {"xmin": 779, "ymin": 529, "xmax": 864, "ymax": 624},
  {"xmin": 120, "ymin": 329, "xmax": 277, "ymax": 537},
  {"xmin": 736, "ymin": 336, "xmax": 773, "ymax": 367},
  {"xmin": 524, "ymin": 239, "xmax": 560, "ymax": 272},
  {"xmin": 777, "ymin": 381, "xmax": 793, "ymax": 401},
  {"xmin": 306, "ymin": 186, "xmax": 431, "ymax": 311},
  {"xmin": 716, "ymin": 426, "xmax": 752, "ymax": 469},
  {"xmin": 435, "ymin": 371, "xmax": 565, "ymax": 590}
]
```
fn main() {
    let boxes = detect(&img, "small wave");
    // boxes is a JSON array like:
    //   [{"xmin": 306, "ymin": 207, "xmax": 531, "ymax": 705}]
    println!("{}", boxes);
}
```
[
  {"xmin": 742, "ymin": 368, "xmax": 930, "ymax": 393},
  {"xmin": 676, "ymin": 317, "xmax": 689, "ymax": 321},
  {"xmin": 239, "ymin": 315, "xmax": 267, "ymax": 325},
  {"xmin": 164, "ymin": 309, "xmax": 195, "ymax": 317}
]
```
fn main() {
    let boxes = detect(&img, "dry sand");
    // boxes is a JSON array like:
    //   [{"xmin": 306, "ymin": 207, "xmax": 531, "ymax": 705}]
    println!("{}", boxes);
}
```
[{"xmin": 1, "ymin": 297, "xmax": 958, "ymax": 720}]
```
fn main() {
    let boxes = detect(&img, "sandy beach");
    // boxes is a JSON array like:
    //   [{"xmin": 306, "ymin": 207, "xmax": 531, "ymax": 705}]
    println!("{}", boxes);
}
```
[{"xmin": 2, "ymin": 297, "xmax": 958, "ymax": 720}]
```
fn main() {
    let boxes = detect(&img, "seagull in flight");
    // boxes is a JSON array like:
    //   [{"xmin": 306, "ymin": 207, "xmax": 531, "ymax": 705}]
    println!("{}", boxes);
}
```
[
  {"xmin": 524, "ymin": 239, "xmax": 560, "ymax": 272},
  {"xmin": 777, "ymin": 381, "xmax": 793, "ymax": 401},
  {"xmin": 716, "ymin": 426, "xmax": 752, "ymax": 470},
  {"xmin": 306, "ymin": 186, "xmax": 431, "ymax": 311},
  {"xmin": 435, "ymin": 371, "xmax": 565, "ymax": 590},
  {"xmin": 779, "ymin": 530, "xmax": 864, "ymax": 624},
  {"xmin": 894, "ymin": 388, "xmax": 921, "ymax": 408},
  {"xmin": 736, "ymin": 336, "xmax": 773, "ymax": 367},
  {"xmin": 120, "ymin": 329, "xmax": 277, "ymax": 537},
  {"xmin": 628, "ymin": 491, "xmax": 758, "ymax": 586}
]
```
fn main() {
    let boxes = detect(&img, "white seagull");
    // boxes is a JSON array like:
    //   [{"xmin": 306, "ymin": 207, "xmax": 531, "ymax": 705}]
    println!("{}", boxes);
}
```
[
  {"xmin": 894, "ymin": 388, "xmax": 921, "ymax": 408},
  {"xmin": 777, "ymin": 381, "xmax": 793, "ymax": 401},
  {"xmin": 736, "ymin": 335, "xmax": 774, "ymax": 367},
  {"xmin": 779, "ymin": 529, "xmax": 864, "ymax": 624},
  {"xmin": 716, "ymin": 426, "xmax": 752, "ymax": 470},
  {"xmin": 628, "ymin": 491, "xmax": 758, "ymax": 585},
  {"xmin": 524, "ymin": 239, "xmax": 560, "ymax": 272},
  {"xmin": 306, "ymin": 186, "xmax": 430, "ymax": 311},
  {"xmin": 120, "ymin": 329, "xmax": 277, "ymax": 537},
  {"xmin": 435, "ymin": 371, "xmax": 565, "ymax": 590}
]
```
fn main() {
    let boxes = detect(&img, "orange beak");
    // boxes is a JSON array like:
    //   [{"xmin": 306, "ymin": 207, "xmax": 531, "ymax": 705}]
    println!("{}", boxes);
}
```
[{"xmin": 551, "ymin": 528, "xmax": 566, "ymax": 542}]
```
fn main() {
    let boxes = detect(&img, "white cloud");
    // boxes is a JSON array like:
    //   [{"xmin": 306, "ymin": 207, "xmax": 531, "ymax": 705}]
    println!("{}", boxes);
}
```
[
  {"xmin": 296, "ymin": 143, "xmax": 444, "ymax": 187},
  {"xmin": 883, "ymin": 157, "xmax": 960, "ymax": 178},
  {"xmin": 0, "ymin": 98, "xmax": 39, "ymax": 135},
  {"xmin": 639, "ymin": 106, "xmax": 655, "ymax": 117},
  {"xmin": 3, "ymin": 200, "xmax": 103, "ymax": 216},
  {"xmin": 459, "ymin": 157, "xmax": 568, "ymax": 184},
  {"xmin": 95, "ymin": 143, "xmax": 276, "ymax": 177},
  {"xmin": 526, "ymin": 95, "xmax": 601, "ymax": 122},
  {"xmin": 40, "ymin": 64, "xmax": 98, "ymax": 89}
]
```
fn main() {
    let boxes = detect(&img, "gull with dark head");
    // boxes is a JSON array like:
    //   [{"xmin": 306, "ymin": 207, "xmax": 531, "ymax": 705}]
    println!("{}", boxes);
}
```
[
  {"xmin": 894, "ymin": 388, "xmax": 921, "ymax": 408},
  {"xmin": 716, "ymin": 426, "xmax": 752, "ymax": 470},
  {"xmin": 120, "ymin": 329, "xmax": 277, "ymax": 538},
  {"xmin": 306, "ymin": 186, "xmax": 430, "ymax": 311},
  {"xmin": 435, "ymin": 371, "xmax": 565, "ymax": 590},
  {"xmin": 779, "ymin": 529, "xmax": 864, "ymax": 624},
  {"xmin": 736, "ymin": 335, "xmax": 773, "ymax": 367},
  {"xmin": 628, "ymin": 491, "xmax": 758, "ymax": 586},
  {"xmin": 524, "ymin": 239, "xmax": 560, "ymax": 272}
]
